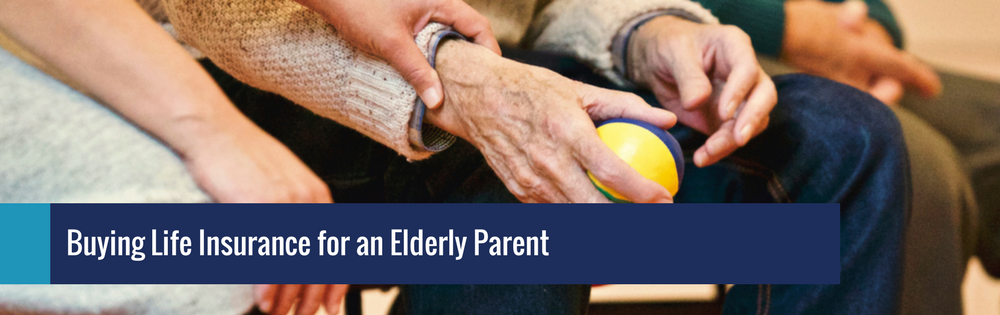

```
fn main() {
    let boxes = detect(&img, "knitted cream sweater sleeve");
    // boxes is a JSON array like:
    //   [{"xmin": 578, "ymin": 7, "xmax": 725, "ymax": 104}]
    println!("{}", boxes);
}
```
[
  {"xmin": 524, "ymin": 0, "xmax": 718, "ymax": 86},
  {"xmin": 161, "ymin": 0, "xmax": 446, "ymax": 160}
]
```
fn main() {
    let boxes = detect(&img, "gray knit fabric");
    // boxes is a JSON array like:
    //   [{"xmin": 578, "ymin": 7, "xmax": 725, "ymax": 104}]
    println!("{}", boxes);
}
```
[
  {"xmin": 0, "ymin": 285, "xmax": 254, "ymax": 315},
  {"xmin": 0, "ymin": 48, "xmax": 254, "ymax": 314},
  {"xmin": 0, "ymin": 47, "xmax": 210, "ymax": 203}
]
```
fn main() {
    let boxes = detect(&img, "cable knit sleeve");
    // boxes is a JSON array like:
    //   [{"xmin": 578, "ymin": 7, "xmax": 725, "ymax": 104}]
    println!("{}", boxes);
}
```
[
  {"xmin": 161, "ymin": 0, "xmax": 453, "ymax": 160},
  {"xmin": 524, "ymin": 0, "xmax": 717, "ymax": 86}
]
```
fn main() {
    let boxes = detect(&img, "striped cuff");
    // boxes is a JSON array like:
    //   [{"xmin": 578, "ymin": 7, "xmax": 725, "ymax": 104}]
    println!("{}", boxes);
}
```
[{"xmin": 408, "ymin": 30, "xmax": 464, "ymax": 153}]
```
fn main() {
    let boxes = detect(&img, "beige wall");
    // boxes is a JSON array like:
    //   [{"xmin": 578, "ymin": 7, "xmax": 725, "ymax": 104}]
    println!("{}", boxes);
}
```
[
  {"xmin": 886, "ymin": 0, "xmax": 1000, "ymax": 43},
  {"xmin": 885, "ymin": 0, "xmax": 1000, "ymax": 81}
]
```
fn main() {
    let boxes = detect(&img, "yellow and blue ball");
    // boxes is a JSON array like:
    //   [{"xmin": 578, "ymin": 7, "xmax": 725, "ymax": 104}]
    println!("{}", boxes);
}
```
[{"xmin": 588, "ymin": 118, "xmax": 684, "ymax": 203}]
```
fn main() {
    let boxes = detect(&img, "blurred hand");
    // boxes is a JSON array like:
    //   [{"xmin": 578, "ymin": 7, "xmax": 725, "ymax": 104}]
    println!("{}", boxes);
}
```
[
  {"xmin": 428, "ymin": 40, "xmax": 677, "ymax": 203},
  {"xmin": 783, "ymin": 0, "xmax": 941, "ymax": 104},
  {"xmin": 628, "ymin": 16, "xmax": 777, "ymax": 167},
  {"xmin": 181, "ymin": 119, "xmax": 332, "ymax": 203},
  {"xmin": 294, "ymin": 0, "xmax": 501, "ymax": 108},
  {"xmin": 254, "ymin": 284, "xmax": 349, "ymax": 315}
]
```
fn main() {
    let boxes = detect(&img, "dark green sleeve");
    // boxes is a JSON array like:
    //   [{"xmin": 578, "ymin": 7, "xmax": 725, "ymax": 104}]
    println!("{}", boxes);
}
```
[
  {"xmin": 693, "ymin": 0, "xmax": 787, "ymax": 56},
  {"xmin": 692, "ymin": 0, "xmax": 904, "ymax": 58}
]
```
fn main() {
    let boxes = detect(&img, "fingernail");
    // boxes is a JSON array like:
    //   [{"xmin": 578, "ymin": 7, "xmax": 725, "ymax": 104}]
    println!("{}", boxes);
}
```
[
  {"xmin": 693, "ymin": 150, "xmax": 706, "ymax": 167},
  {"xmin": 740, "ymin": 124, "xmax": 754, "ymax": 145},
  {"xmin": 706, "ymin": 135, "xmax": 726, "ymax": 154},
  {"xmin": 421, "ymin": 88, "xmax": 442, "ymax": 109}
]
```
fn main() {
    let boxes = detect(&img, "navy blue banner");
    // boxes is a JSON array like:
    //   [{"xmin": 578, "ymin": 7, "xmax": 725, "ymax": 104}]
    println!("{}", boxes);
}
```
[{"xmin": 48, "ymin": 203, "xmax": 839, "ymax": 284}]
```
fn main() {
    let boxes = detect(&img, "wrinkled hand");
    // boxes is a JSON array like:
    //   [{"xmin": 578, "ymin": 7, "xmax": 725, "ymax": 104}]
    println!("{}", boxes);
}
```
[
  {"xmin": 427, "ymin": 40, "xmax": 677, "ymax": 203},
  {"xmin": 295, "ymin": 0, "xmax": 501, "ymax": 108},
  {"xmin": 181, "ymin": 119, "xmax": 332, "ymax": 203},
  {"xmin": 254, "ymin": 284, "xmax": 350, "ymax": 315},
  {"xmin": 784, "ymin": 0, "xmax": 941, "ymax": 104},
  {"xmin": 628, "ymin": 16, "xmax": 776, "ymax": 167}
]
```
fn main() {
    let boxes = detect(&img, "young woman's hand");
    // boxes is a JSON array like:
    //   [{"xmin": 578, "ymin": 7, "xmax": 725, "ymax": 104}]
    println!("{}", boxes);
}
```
[
  {"xmin": 0, "ymin": 0, "xmax": 331, "ymax": 203},
  {"xmin": 178, "ymin": 117, "xmax": 331, "ymax": 203},
  {"xmin": 295, "ymin": 0, "xmax": 501, "ymax": 108},
  {"xmin": 254, "ymin": 284, "xmax": 350, "ymax": 315}
]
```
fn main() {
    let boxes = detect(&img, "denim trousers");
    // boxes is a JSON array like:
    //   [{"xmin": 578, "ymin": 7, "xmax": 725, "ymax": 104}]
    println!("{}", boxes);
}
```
[{"xmin": 202, "ymin": 46, "xmax": 909, "ymax": 314}]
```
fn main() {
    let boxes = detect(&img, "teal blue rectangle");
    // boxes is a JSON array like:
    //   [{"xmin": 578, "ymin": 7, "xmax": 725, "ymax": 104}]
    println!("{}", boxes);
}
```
[{"xmin": 0, "ymin": 204, "xmax": 50, "ymax": 284}]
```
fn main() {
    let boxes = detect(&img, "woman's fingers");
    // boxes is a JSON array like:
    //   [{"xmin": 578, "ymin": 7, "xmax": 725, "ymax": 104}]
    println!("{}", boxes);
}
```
[{"xmin": 324, "ymin": 285, "xmax": 351, "ymax": 315}]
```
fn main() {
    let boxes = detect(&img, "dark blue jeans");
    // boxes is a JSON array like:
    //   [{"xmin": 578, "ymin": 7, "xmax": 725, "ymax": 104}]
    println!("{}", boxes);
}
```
[{"xmin": 202, "ymin": 47, "xmax": 909, "ymax": 314}]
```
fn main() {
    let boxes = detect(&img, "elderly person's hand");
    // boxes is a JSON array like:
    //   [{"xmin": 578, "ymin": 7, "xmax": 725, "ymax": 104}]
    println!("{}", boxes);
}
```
[
  {"xmin": 627, "ymin": 16, "xmax": 777, "ymax": 167},
  {"xmin": 294, "ymin": 0, "xmax": 501, "ymax": 108},
  {"xmin": 427, "ymin": 40, "xmax": 677, "ymax": 203},
  {"xmin": 783, "ymin": 0, "xmax": 941, "ymax": 104},
  {"xmin": 254, "ymin": 284, "xmax": 350, "ymax": 315}
]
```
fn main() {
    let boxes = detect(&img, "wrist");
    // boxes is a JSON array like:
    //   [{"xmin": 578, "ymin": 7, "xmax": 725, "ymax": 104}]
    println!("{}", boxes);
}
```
[
  {"xmin": 425, "ymin": 39, "xmax": 506, "ymax": 141},
  {"xmin": 159, "ymin": 97, "xmax": 262, "ymax": 160},
  {"xmin": 627, "ymin": 15, "xmax": 688, "ymax": 88}
]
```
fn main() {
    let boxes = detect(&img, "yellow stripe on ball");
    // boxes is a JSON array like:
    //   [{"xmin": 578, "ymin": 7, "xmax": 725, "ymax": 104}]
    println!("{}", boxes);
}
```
[{"xmin": 588, "ymin": 122, "xmax": 680, "ymax": 201}]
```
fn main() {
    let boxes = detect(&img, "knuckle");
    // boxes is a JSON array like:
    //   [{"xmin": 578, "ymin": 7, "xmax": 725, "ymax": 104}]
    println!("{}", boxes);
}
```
[
  {"xmin": 628, "ymin": 93, "xmax": 647, "ymax": 105},
  {"xmin": 269, "ymin": 190, "xmax": 292, "ymax": 203},
  {"xmin": 512, "ymin": 166, "xmax": 539, "ymax": 189},
  {"xmin": 725, "ymin": 25, "xmax": 749, "ymax": 39},
  {"xmin": 478, "ymin": 15, "xmax": 492, "ymax": 28},
  {"xmin": 293, "ymin": 186, "xmax": 313, "ymax": 203},
  {"xmin": 400, "ymin": 63, "xmax": 430, "ymax": 82},
  {"xmin": 529, "ymin": 152, "xmax": 555, "ymax": 172},
  {"xmin": 592, "ymin": 164, "xmax": 624, "ymax": 186},
  {"xmin": 542, "ymin": 116, "xmax": 575, "ymax": 141},
  {"xmin": 511, "ymin": 188, "xmax": 529, "ymax": 201},
  {"xmin": 525, "ymin": 185, "xmax": 548, "ymax": 202},
  {"xmin": 500, "ymin": 174, "xmax": 530, "ymax": 200}
]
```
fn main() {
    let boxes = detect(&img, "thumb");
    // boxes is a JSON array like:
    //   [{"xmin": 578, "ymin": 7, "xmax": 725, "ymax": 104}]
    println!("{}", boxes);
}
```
[
  {"xmin": 384, "ymin": 38, "xmax": 445, "ymax": 108},
  {"xmin": 838, "ymin": 0, "xmax": 869, "ymax": 33}
]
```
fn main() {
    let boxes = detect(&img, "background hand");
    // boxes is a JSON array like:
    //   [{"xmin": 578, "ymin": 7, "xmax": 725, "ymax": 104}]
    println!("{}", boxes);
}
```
[
  {"xmin": 783, "ymin": 0, "xmax": 941, "ymax": 104},
  {"xmin": 254, "ymin": 284, "xmax": 350, "ymax": 315},
  {"xmin": 428, "ymin": 40, "xmax": 677, "ymax": 203},
  {"xmin": 628, "ymin": 16, "xmax": 777, "ymax": 167},
  {"xmin": 295, "ymin": 0, "xmax": 501, "ymax": 108}
]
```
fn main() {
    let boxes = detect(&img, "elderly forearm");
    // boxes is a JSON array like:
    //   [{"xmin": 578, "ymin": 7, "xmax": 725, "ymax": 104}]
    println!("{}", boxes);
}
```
[
  {"xmin": 0, "ymin": 0, "xmax": 246, "ymax": 156},
  {"xmin": 424, "ymin": 39, "xmax": 498, "ymax": 140}
]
